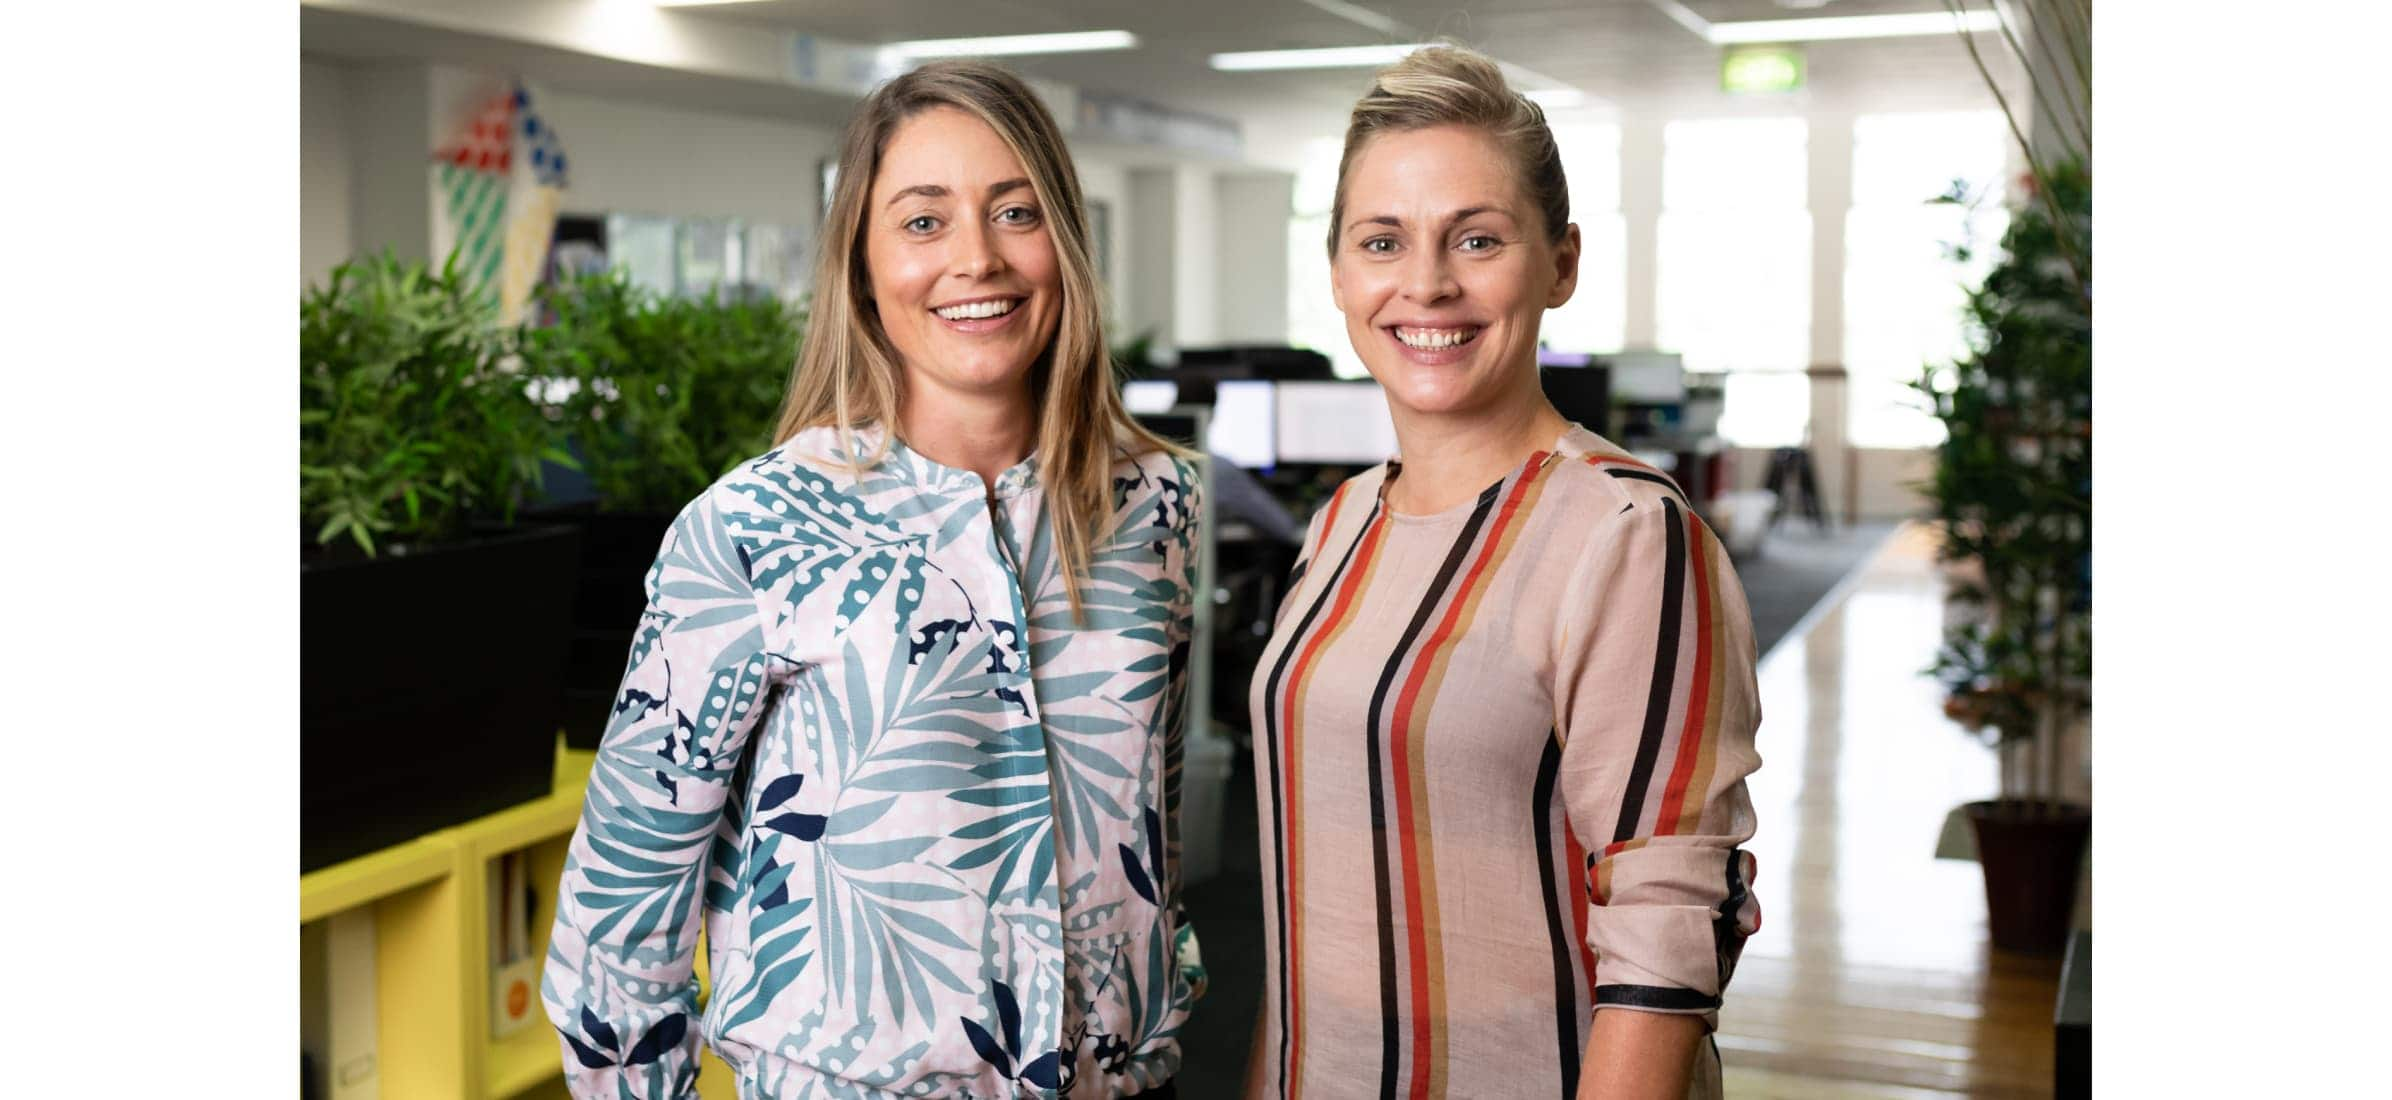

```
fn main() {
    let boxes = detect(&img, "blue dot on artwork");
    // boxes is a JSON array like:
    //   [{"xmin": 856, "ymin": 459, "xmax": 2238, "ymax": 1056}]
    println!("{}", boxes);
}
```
[
  {"xmin": 554, "ymin": 155, "xmax": 568, "ymax": 175},
  {"xmin": 513, "ymin": 89, "xmax": 528, "ymax": 109},
  {"xmin": 532, "ymin": 149, "xmax": 547, "ymax": 166},
  {"xmin": 524, "ymin": 118, "xmax": 541, "ymax": 137}
]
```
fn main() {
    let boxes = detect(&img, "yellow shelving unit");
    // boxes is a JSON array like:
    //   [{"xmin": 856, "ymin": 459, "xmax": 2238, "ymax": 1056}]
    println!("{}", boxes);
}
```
[{"xmin": 301, "ymin": 740, "xmax": 740, "ymax": 1099}]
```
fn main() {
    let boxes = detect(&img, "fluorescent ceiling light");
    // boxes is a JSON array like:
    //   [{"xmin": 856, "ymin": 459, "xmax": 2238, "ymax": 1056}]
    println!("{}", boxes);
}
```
[
  {"xmin": 1524, "ymin": 88, "xmax": 1588, "ymax": 109},
  {"xmin": 1707, "ymin": 11, "xmax": 2001, "ymax": 44},
  {"xmin": 885, "ymin": 30, "xmax": 1138, "ymax": 60},
  {"xmin": 652, "ymin": 1, "xmax": 777, "ymax": 7},
  {"xmin": 1210, "ymin": 44, "xmax": 1430, "ymax": 71}
]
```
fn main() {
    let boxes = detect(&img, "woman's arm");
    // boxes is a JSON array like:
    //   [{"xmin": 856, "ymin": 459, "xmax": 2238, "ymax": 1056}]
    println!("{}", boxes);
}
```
[
  {"xmin": 1579, "ymin": 1009, "xmax": 1706, "ymax": 1099},
  {"xmin": 1554, "ymin": 491, "xmax": 1763, "ymax": 1097},
  {"xmin": 540, "ymin": 489, "xmax": 779, "ymax": 1098}
]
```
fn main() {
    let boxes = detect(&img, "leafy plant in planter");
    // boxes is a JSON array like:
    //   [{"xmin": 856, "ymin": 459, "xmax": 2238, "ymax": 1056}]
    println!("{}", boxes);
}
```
[
  {"xmin": 301, "ymin": 250, "xmax": 573, "ymax": 556},
  {"xmin": 519, "ymin": 271, "xmax": 802, "ymax": 514},
  {"xmin": 513, "ymin": 271, "xmax": 806, "ymax": 748},
  {"xmin": 297, "ymin": 250, "xmax": 583, "ymax": 872}
]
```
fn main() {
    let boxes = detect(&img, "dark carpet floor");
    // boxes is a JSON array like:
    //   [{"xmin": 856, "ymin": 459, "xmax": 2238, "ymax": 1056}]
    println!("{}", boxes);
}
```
[{"xmin": 1167, "ymin": 520, "xmax": 1899, "ymax": 1096}]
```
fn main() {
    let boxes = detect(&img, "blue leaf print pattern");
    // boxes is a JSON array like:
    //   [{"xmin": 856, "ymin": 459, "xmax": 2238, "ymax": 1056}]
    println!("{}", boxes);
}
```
[{"xmin": 542, "ymin": 425, "xmax": 1205, "ymax": 1097}]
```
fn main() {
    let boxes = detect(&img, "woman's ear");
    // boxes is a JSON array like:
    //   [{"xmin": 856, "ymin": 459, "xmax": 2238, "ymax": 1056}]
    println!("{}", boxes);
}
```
[
  {"xmin": 1329, "ymin": 244, "xmax": 1349, "ymax": 317},
  {"xmin": 1546, "ymin": 223, "xmax": 1583, "ymax": 310}
]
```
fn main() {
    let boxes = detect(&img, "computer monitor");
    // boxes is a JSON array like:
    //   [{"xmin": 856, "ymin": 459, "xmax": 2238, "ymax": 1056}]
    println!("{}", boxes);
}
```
[
  {"xmin": 1121, "ymin": 379, "xmax": 1179, "ymax": 414},
  {"xmin": 1539, "ymin": 365, "xmax": 1611, "ymax": 433},
  {"xmin": 1206, "ymin": 380, "xmax": 1277, "ymax": 469},
  {"xmin": 1604, "ymin": 350, "xmax": 1686, "ymax": 403},
  {"xmin": 1274, "ymin": 381, "xmax": 1398, "ymax": 465}
]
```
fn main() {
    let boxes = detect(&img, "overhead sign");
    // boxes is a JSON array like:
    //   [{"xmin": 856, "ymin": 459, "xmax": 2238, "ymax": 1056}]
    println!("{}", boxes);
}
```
[{"xmin": 1722, "ymin": 46, "xmax": 1805, "ymax": 94}]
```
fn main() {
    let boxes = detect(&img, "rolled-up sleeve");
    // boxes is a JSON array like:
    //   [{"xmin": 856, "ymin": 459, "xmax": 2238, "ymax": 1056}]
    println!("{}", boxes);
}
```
[
  {"xmin": 541, "ymin": 487, "xmax": 779, "ymax": 1097},
  {"xmin": 1553, "ymin": 493, "xmax": 1762, "ymax": 1026}
]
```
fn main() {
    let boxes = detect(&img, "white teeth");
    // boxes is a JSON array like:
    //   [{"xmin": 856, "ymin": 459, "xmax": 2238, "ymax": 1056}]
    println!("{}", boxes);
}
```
[
  {"xmin": 1395, "ymin": 326, "xmax": 1480, "ymax": 349},
  {"xmin": 935, "ymin": 299, "xmax": 1020, "ymax": 321}
]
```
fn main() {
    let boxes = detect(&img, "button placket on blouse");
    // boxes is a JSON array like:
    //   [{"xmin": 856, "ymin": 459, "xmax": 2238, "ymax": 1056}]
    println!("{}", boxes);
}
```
[{"xmin": 974, "ymin": 471, "xmax": 1072, "ymax": 1099}]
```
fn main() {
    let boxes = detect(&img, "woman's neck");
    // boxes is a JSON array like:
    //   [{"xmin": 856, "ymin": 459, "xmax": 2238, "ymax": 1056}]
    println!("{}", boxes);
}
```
[
  {"xmin": 896, "ymin": 383, "xmax": 1037, "ymax": 489},
  {"xmin": 1385, "ymin": 381, "xmax": 1572, "ymax": 516}
]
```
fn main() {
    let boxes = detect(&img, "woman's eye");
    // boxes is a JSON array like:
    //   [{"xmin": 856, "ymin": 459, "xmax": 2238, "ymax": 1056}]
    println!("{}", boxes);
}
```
[
  {"xmin": 904, "ymin": 215, "xmax": 940, "ymax": 234},
  {"xmin": 1458, "ymin": 235, "xmax": 1500, "ymax": 252},
  {"xmin": 1362, "ymin": 237, "xmax": 1398, "ymax": 254},
  {"xmin": 997, "ymin": 206, "xmax": 1041, "ymax": 225}
]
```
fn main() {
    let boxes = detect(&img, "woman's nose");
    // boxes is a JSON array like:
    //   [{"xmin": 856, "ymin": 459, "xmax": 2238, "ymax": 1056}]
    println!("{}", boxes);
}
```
[
  {"xmin": 952, "ymin": 219, "xmax": 1007, "ymax": 281},
  {"xmin": 1400, "ymin": 249, "xmax": 1458, "ymax": 304}
]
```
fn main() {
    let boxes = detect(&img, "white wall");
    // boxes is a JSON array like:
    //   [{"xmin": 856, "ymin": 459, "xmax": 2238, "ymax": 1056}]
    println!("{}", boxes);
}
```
[
  {"xmin": 303, "ymin": 56, "xmax": 841, "ymax": 283},
  {"xmin": 534, "ymin": 89, "xmax": 836, "ymax": 231}
]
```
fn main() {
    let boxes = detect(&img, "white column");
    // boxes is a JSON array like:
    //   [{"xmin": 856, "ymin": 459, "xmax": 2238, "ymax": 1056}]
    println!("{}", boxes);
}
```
[
  {"xmin": 1213, "ymin": 172, "xmax": 1294, "ymax": 344},
  {"xmin": 1620, "ymin": 115, "xmax": 1665, "ymax": 350},
  {"xmin": 1806, "ymin": 111, "xmax": 1855, "ymax": 519},
  {"xmin": 1126, "ymin": 167, "xmax": 1179, "ymax": 359},
  {"xmin": 1171, "ymin": 165, "xmax": 1220, "ymax": 350}
]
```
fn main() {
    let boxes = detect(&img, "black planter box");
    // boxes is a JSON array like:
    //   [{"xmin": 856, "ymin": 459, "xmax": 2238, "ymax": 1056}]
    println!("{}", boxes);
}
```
[
  {"xmin": 537, "ymin": 508, "xmax": 678, "ymax": 750},
  {"xmin": 301, "ymin": 524, "xmax": 582, "ymax": 872}
]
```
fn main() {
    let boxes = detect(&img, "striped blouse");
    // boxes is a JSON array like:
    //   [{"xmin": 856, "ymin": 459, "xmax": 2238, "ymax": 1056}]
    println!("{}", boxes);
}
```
[{"xmin": 1247, "ymin": 425, "xmax": 1763, "ymax": 1100}]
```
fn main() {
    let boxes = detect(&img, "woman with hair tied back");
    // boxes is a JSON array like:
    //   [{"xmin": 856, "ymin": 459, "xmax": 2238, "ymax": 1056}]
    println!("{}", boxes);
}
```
[
  {"xmin": 1246, "ymin": 46, "xmax": 1764, "ymax": 1100},
  {"xmin": 542, "ymin": 62, "xmax": 1204, "ymax": 1099}
]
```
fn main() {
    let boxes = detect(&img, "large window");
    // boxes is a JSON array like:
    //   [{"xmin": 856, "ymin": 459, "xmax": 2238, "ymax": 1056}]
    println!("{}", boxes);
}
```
[
  {"xmin": 1844, "ymin": 111, "xmax": 2011, "ymax": 448},
  {"xmin": 1656, "ymin": 118, "xmax": 1811, "ymax": 447},
  {"xmin": 1542, "ymin": 122, "xmax": 1626, "ymax": 357}
]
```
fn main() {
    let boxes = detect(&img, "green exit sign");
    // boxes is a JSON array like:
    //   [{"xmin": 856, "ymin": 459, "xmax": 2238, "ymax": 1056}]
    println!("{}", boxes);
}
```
[{"xmin": 1722, "ymin": 47, "xmax": 1805, "ymax": 94}]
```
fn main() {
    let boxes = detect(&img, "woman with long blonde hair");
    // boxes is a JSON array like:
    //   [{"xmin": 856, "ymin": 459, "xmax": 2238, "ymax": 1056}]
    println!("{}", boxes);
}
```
[{"xmin": 545, "ymin": 61, "xmax": 1202, "ymax": 1099}]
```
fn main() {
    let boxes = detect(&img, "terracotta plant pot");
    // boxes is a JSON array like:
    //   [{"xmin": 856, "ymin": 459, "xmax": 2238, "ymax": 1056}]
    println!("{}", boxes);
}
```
[{"xmin": 1965, "ymin": 799, "xmax": 2089, "ymax": 954}]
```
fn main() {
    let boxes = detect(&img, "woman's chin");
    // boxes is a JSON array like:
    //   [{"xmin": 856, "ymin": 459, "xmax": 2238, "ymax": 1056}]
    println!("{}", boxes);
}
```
[{"xmin": 1374, "ymin": 373, "xmax": 1496, "ymax": 420}]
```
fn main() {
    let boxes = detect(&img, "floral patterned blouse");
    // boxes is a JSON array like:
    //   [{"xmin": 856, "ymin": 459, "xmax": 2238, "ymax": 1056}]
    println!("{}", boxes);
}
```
[{"xmin": 542, "ymin": 423, "xmax": 1204, "ymax": 1099}]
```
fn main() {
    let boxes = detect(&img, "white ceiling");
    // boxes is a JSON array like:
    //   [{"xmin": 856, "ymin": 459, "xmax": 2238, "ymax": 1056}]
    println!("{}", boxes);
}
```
[{"xmin": 301, "ymin": 0, "xmax": 2019, "ymax": 167}]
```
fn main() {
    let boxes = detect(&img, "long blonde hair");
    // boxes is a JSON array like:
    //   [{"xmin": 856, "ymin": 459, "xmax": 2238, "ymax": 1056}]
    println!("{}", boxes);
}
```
[{"xmin": 776, "ymin": 60, "xmax": 1181, "ymax": 621}]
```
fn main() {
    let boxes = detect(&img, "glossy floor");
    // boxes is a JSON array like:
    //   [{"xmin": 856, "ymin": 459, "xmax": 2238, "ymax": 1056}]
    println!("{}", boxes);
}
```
[{"xmin": 1716, "ymin": 524, "xmax": 2063, "ymax": 1098}]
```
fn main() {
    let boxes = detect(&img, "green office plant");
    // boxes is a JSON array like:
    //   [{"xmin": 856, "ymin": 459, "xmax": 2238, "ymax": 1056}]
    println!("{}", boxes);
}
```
[
  {"xmin": 518, "ymin": 271, "xmax": 804, "ymax": 512},
  {"xmin": 300, "ymin": 249, "xmax": 574, "ymax": 556}
]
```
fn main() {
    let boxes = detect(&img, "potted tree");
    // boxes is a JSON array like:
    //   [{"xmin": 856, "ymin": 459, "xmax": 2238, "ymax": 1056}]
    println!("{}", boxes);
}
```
[
  {"xmin": 1915, "ymin": 157, "xmax": 2090, "ymax": 955},
  {"xmin": 300, "ymin": 250, "xmax": 582, "ymax": 872},
  {"xmin": 515, "ymin": 272, "xmax": 804, "ymax": 747}
]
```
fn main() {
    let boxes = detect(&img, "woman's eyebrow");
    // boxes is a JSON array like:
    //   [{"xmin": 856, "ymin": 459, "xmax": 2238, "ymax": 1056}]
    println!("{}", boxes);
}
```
[
  {"xmin": 1345, "ymin": 205, "xmax": 1516, "ymax": 234},
  {"xmin": 885, "ymin": 179, "xmax": 1033, "ymax": 209}
]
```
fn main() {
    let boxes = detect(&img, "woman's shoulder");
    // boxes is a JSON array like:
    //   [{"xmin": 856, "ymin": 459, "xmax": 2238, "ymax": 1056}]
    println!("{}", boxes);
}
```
[
  {"xmin": 1543, "ymin": 423, "xmax": 1694, "ymax": 516},
  {"xmin": 675, "ymin": 425, "xmax": 879, "ymax": 521}
]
